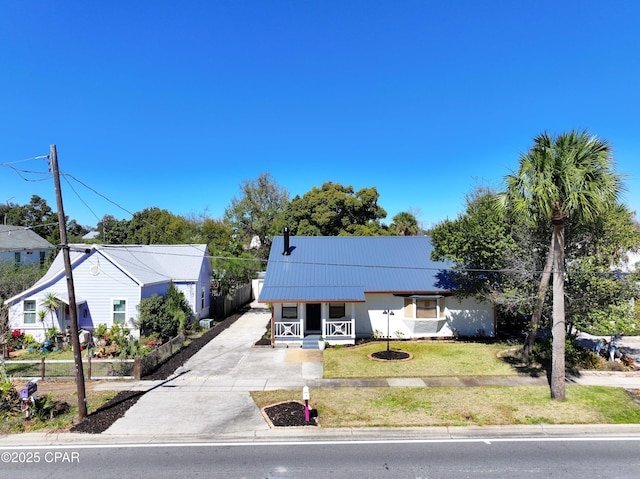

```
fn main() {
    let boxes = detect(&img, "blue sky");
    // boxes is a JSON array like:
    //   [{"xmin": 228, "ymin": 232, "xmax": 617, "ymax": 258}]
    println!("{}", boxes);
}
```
[{"xmin": 2, "ymin": 1, "xmax": 639, "ymax": 230}]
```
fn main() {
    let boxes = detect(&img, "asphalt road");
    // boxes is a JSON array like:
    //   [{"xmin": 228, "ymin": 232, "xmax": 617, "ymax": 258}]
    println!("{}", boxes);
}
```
[{"xmin": 2, "ymin": 437, "xmax": 640, "ymax": 479}]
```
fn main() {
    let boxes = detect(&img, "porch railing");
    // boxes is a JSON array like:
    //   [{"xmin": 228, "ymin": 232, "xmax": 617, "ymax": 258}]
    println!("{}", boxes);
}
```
[
  {"xmin": 274, "ymin": 320, "xmax": 303, "ymax": 338},
  {"xmin": 322, "ymin": 319, "xmax": 355, "ymax": 338}
]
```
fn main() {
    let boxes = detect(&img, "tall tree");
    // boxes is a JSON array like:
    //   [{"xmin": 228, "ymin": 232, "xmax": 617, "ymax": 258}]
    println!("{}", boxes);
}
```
[
  {"xmin": 224, "ymin": 173, "xmax": 289, "ymax": 259},
  {"xmin": 390, "ymin": 212, "xmax": 420, "ymax": 236},
  {"xmin": 498, "ymin": 130, "xmax": 623, "ymax": 400},
  {"xmin": 283, "ymin": 182, "xmax": 388, "ymax": 236},
  {"xmin": 126, "ymin": 207, "xmax": 191, "ymax": 244},
  {"xmin": 97, "ymin": 215, "xmax": 130, "ymax": 244}
]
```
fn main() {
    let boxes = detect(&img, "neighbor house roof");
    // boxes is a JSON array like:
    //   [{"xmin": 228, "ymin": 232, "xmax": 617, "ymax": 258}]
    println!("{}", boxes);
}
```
[
  {"xmin": 5, "ymin": 244, "xmax": 210, "ymax": 304},
  {"xmin": 0, "ymin": 225, "xmax": 55, "ymax": 252},
  {"xmin": 258, "ymin": 235, "xmax": 453, "ymax": 303}
]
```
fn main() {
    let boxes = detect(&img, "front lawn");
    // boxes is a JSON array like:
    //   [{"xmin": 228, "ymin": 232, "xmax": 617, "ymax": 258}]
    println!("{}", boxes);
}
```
[
  {"xmin": 323, "ymin": 341, "xmax": 536, "ymax": 378},
  {"xmin": 252, "ymin": 385, "xmax": 640, "ymax": 427}
]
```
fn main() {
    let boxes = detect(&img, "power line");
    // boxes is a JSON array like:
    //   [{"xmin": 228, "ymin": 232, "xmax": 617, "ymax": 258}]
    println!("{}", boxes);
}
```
[
  {"xmin": 61, "ymin": 172, "xmax": 137, "ymax": 218},
  {"xmin": 62, "ymin": 174, "xmax": 102, "ymax": 224}
]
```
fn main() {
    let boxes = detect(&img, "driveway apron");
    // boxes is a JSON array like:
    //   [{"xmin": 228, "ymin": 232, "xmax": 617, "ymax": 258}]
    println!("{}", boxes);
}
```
[{"xmin": 104, "ymin": 305, "xmax": 319, "ymax": 437}]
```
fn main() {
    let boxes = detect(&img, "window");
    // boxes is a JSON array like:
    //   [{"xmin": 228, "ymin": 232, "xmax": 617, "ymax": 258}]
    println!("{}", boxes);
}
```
[
  {"xmin": 416, "ymin": 299, "xmax": 438, "ymax": 318},
  {"xmin": 14, "ymin": 252, "xmax": 21, "ymax": 267},
  {"xmin": 23, "ymin": 300, "xmax": 36, "ymax": 324},
  {"xmin": 201, "ymin": 287, "xmax": 205, "ymax": 309},
  {"xmin": 404, "ymin": 299, "xmax": 414, "ymax": 318},
  {"xmin": 282, "ymin": 303, "xmax": 298, "ymax": 319},
  {"xmin": 329, "ymin": 303, "xmax": 345, "ymax": 319},
  {"xmin": 112, "ymin": 299, "xmax": 126, "ymax": 324},
  {"xmin": 39, "ymin": 251, "xmax": 46, "ymax": 265},
  {"xmin": 404, "ymin": 297, "xmax": 445, "ymax": 319}
]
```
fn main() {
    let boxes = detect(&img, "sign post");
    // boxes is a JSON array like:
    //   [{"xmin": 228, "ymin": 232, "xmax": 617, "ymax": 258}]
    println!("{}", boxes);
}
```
[{"xmin": 302, "ymin": 386, "xmax": 310, "ymax": 423}]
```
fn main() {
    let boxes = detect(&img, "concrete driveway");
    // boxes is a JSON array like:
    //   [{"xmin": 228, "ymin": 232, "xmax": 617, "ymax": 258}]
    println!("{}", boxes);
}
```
[{"xmin": 104, "ymin": 305, "xmax": 322, "ymax": 437}]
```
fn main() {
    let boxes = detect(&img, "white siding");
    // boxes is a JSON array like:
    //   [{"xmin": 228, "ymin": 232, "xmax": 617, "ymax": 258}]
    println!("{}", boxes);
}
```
[{"xmin": 270, "ymin": 293, "xmax": 495, "ymax": 342}]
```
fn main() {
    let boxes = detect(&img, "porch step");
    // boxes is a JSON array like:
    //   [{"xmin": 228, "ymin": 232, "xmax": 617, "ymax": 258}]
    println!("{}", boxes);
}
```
[{"xmin": 302, "ymin": 335, "xmax": 321, "ymax": 350}]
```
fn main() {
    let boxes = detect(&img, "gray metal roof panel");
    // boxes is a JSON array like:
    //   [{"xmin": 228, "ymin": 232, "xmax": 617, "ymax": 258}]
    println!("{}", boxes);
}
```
[{"xmin": 0, "ymin": 225, "xmax": 55, "ymax": 251}]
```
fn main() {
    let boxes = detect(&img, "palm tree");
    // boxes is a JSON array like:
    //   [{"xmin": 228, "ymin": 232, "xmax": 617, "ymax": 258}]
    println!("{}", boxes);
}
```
[
  {"xmin": 41, "ymin": 294, "xmax": 60, "ymax": 334},
  {"xmin": 390, "ymin": 212, "xmax": 420, "ymax": 236},
  {"xmin": 37, "ymin": 310, "xmax": 48, "ymax": 339},
  {"xmin": 498, "ymin": 130, "xmax": 622, "ymax": 400}
]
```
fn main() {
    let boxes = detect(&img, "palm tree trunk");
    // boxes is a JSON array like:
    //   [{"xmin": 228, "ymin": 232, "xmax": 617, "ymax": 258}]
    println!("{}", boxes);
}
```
[
  {"xmin": 523, "ymin": 231, "xmax": 555, "ymax": 364},
  {"xmin": 550, "ymin": 217, "xmax": 566, "ymax": 400}
]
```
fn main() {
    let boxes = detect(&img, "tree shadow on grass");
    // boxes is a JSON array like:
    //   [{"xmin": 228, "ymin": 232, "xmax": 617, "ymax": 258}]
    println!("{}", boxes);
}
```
[{"xmin": 498, "ymin": 350, "xmax": 548, "ymax": 378}]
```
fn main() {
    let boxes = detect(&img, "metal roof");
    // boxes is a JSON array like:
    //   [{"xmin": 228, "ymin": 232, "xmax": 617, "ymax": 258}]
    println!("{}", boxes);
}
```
[
  {"xmin": 0, "ymin": 225, "xmax": 55, "ymax": 252},
  {"xmin": 5, "ymin": 244, "xmax": 209, "ymax": 304},
  {"xmin": 259, "ymin": 235, "xmax": 453, "ymax": 303}
]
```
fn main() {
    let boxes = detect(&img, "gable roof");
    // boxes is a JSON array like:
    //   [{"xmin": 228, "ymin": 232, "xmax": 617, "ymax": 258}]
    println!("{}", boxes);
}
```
[
  {"xmin": 5, "ymin": 244, "xmax": 210, "ymax": 304},
  {"xmin": 259, "ymin": 235, "xmax": 453, "ymax": 303},
  {"xmin": 0, "ymin": 225, "xmax": 55, "ymax": 252}
]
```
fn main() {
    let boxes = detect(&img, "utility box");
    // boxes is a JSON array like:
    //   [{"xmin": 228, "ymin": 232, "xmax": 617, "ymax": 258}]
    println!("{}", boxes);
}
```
[{"xmin": 199, "ymin": 319, "xmax": 215, "ymax": 329}]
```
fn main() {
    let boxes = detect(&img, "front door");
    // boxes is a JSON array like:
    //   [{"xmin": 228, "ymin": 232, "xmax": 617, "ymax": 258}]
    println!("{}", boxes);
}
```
[{"xmin": 306, "ymin": 303, "xmax": 321, "ymax": 332}]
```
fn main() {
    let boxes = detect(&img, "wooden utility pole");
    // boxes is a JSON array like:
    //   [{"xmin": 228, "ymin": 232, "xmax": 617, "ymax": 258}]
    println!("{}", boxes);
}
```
[{"xmin": 50, "ymin": 144, "xmax": 88, "ymax": 419}]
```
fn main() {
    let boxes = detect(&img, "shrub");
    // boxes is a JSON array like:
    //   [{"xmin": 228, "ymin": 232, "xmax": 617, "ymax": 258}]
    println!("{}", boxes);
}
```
[
  {"xmin": 532, "ymin": 337, "xmax": 602, "ymax": 369},
  {"xmin": 137, "ymin": 285, "xmax": 192, "ymax": 342}
]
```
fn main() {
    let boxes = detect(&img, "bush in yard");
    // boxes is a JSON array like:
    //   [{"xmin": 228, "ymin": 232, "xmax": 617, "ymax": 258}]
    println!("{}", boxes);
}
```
[
  {"xmin": 137, "ymin": 285, "xmax": 192, "ymax": 343},
  {"xmin": 533, "ymin": 337, "xmax": 602, "ymax": 370}
]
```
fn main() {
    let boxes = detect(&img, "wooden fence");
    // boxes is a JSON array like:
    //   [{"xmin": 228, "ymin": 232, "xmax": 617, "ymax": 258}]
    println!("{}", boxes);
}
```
[
  {"xmin": 137, "ymin": 333, "xmax": 185, "ymax": 378},
  {"xmin": 3, "ymin": 357, "xmax": 135, "ymax": 380},
  {"xmin": 211, "ymin": 283, "xmax": 253, "ymax": 320}
]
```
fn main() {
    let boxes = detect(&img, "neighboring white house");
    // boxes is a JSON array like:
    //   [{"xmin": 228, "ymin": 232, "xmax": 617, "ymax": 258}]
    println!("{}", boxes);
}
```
[
  {"xmin": 258, "ymin": 233, "xmax": 496, "ymax": 347},
  {"xmin": 0, "ymin": 225, "xmax": 55, "ymax": 267},
  {"xmin": 4, "ymin": 244, "xmax": 212, "ymax": 342}
]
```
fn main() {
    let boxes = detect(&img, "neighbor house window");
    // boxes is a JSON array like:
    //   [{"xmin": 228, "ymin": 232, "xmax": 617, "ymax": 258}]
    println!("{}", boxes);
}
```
[
  {"xmin": 112, "ymin": 299, "xmax": 126, "ymax": 324},
  {"xmin": 282, "ymin": 303, "xmax": 298, "ymax": 319},
  {"xmin": 23, "ymin": 300, "xmax": 36, "ymax": 324},
  {"xmin": 39, "ymin": 251, "xmax": 46, "ymax": 265},
  {"xmin": 329, "ymin": 303, "xmax": 345, "ymax": 319},
  {"xmin": 201, "ymin": 287, "xmax": 205, "ymax": 309},
  {"xmin": 14, "ymin": 252, "xmax": 21, "ymax": 267}
]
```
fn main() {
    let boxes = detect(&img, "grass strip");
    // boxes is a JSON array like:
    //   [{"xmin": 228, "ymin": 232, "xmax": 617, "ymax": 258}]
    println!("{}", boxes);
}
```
[{"xmin": 252, "ymin": 385, "xmax": 640, "ymax": 427}]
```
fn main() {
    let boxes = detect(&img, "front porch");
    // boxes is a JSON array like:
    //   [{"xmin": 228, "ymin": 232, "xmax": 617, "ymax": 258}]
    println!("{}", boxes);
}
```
[{"xmin": 273, "ymin": 318, "xmax": 356, "ymax": 347}]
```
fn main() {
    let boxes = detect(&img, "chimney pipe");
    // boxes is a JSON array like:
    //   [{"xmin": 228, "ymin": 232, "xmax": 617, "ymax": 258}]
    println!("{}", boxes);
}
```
[{"xmin": 283, "ymin": 227, "xmax": 290, "ymax": 255}]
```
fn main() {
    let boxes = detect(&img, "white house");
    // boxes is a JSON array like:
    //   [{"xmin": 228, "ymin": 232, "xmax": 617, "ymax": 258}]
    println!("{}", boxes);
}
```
[
  {"xmin": 0, "ymin": 225, "xmax": 55, "ymax": 267},
  {"xmin": 258, "ymin": 233, "xmax": 496, "ymax": 347},
  {"xmin": 4, "ymin": 244, "xmax": 212, "ymax": 342}
]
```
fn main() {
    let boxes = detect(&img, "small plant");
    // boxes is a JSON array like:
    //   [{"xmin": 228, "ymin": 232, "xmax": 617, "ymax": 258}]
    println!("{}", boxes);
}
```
[
  {"xmin": 394, "ymin": 330, "xmax": 405, "ymax": 339},
  {"xmin": 8, "ymin": 330, "xmax": 24, "ymax": 349},
  {"xmin": 45, "ymin": 328, "xmax": 58, "ymax": 341},
  {"xmin": 371, "ymin": 329, "xmax": 384, "ymax": 340},
  {"xmin": 94, "ymin": 324, "xmax": 108, "ymax": 339}
]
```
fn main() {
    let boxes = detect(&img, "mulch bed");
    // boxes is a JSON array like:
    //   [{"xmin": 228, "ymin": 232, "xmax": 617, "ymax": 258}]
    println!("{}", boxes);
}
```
[
  {"xmin": 370, "ymin": 350, "xmax": 412, "ymax": 361},
  {"xmin": 70, "ymin": 308, "xmax": 248, "ymax": 434},
  {"xmin": 264, "ymin": 401, "xmax": 318, "ymax": 427}
]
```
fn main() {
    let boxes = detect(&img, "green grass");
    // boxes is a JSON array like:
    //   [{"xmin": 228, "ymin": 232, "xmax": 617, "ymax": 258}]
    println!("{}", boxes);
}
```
[
  {"xmin": 323, "ymin": 341, "xmax": 528, "ymax": 378},
  {"xmin": 252, "ymin": 385, "xmax": 640, "ymax": 427},
  {"xmin": 253, "ymin": 341, "xmax": 640, "ymax": 427}
]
